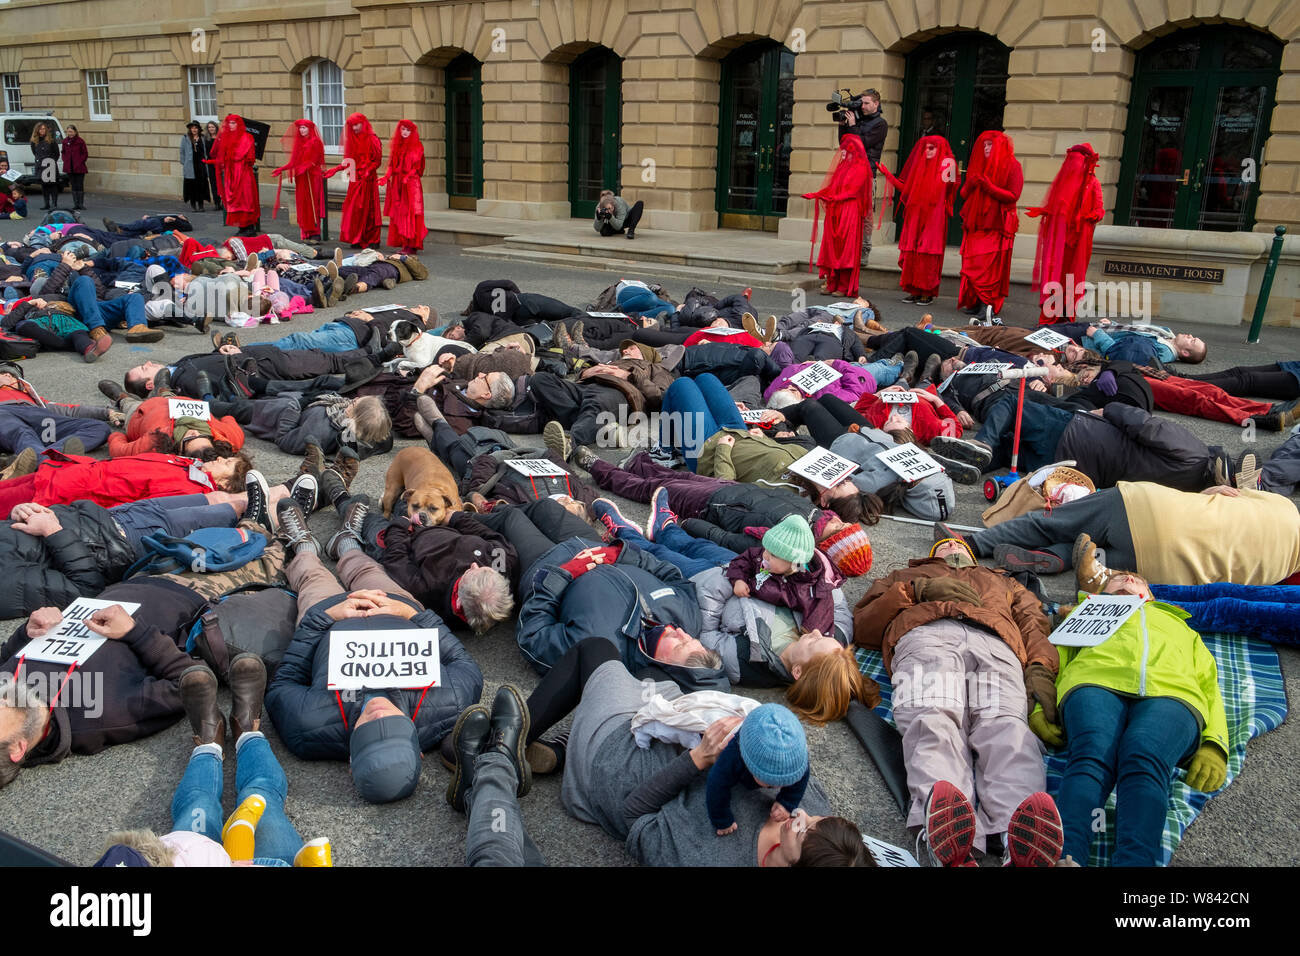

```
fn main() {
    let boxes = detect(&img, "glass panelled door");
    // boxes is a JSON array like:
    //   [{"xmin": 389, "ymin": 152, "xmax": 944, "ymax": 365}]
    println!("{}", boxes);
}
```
[
  {"xmin": 569, "ymin": 48, "xmax": 622, "ymax": 219},
  {"xmin": 717, "ymin": 43, "xmax": 795, "ymax": 231},
  {"xmin": 445, "ymin": 53, "xmax": 482, "ymax": 211},
  {"xmin": 900, "ymin": 34, "xmax": 1010, "ymax": 244},
  {"xmin": 1116, "ymin": 28, "xmax": 1281, "ymax": 232}
]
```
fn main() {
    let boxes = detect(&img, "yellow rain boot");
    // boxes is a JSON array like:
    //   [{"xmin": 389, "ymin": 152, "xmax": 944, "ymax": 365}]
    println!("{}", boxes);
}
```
[
  {"xmin": 221, "ymin": 794, "xmax": 266, "ymax": 861},
  {"xmin": 293, "ymin": 837, "xmax": 333, "ymax": 867}
]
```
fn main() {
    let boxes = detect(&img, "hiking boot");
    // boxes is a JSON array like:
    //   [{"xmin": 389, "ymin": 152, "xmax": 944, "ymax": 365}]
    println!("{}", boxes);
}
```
[
  {"xmin": 527, "ymin": 733, "xmax": 568, "ymax": 775},
  {"xmin": 98, "ymin": 379, "xmax": 126, "ymax": 405},
  {"xmin": 486, "ymin": 684, "xmax": 532, "ymax": 798},
  {"xmin": 570, "ymin": 321, "xmax": 587, "ymax": 348},
  {"xmin": 646, "ymin": 486, "xmax": 677, "ymax": 541},
  {"xmin": 592, "ymin": 497, "xmax": 638, "ymax": 543},
  {"xmin": 288, "ymin": 473, "xmax": 318, "ymax": 515},
  {"xmin": 552, "ymin": 321, "xmax": 573, "ymax": 352},
  {"xmin": 212, "ymin": 329, "xmax": 240, "ymax": 350},
  {"xmin": 915, "ymin": 353, "xmax": 942, "ymax": 390},
  {"xmin": 326, "ymin": 497, "xmax": 370, "ymax": 559},
  {"xmin": 928, "ymin": 435, "xmax": 993, "ymax": 470},
  {"xmin": 192, "ymin": 371, "xmax": 213, "ymax": 401},
  {"xmin": 897, "ymin": 350, "xmax": 920, "ymax": 387},
  {"xmin": 61, "ymin": 437, "xmax": 84, "ymax": 458},
  {"xmin": 0, "ymin": 447, "xmax": 37, "ymax": 481},
  {"xmin": 571, "ymin": 444, "xmax": 599, "ymax": 471},
  {"xmin": 228, "ymin": 652, "xmax": 267, "ymax": 741},
  {"xmin": 543, "ymin": 420, "xmax": 573, "ymax": 461},
  {"xmin": 1235, "ymin": 452, "xmax": 1260, "ymax": 490},
  {"xmin": 928, "ymin": 453, "xmax": 980, "ymax": 485},
  {"xmin": 299, "ymin": 438, "xmax": 326, "ymax": 478},
  {"xmin": 180, "ymin": 664, "xmax": 224, "ymax": 749},
  {"xmin": 379, "ymin": 277, "xmax": 397, "ymax": 290},
  {"xmin": 330, "ymin": 446, "xmax": 360, "ymax": 489},
  {"xmin": 275, "ymin": 498, "xmax": 318, "ymax": 553},
  {"xmin": 151, "ymin": 367, "xmax": 173, "ymax": 396},
  {"xmin": 244, "ymin": 470, "xmax": 272, "ymax": 535},
  {"xmin": 124, "ymin": 324, "xmax": 165, "ymax": 343},
  {"xmin": 922, "ymin": 781, "xmax": 977, "ymax": 867},
  {"xmin": 994, "ymin": 544, "xmax": 1065, "ymax": 575},
  {"xmin": 1073, "ymin": 533, "xmax": 1113, "ymax": 594},
  {"xmin": 445, "ymin": 704, "xmax": 491, "ymax": 813},
  {"xmin": 312, "ymin": 277, "xmax": 328, "ymax": 309},
  {"xmin": 1006, "ymin": 792, "xmax": 1064, "ymax": 867},
  {"xmin": 84, "ymin": 327, "xmax": 113, "ymax": 362}
]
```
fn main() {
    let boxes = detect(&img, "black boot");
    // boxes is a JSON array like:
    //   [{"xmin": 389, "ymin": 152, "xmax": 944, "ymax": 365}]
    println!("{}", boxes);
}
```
[
  {"xmin": 486, "ymin": 684, "xmax": 531, "ymax": 797},
  {"xmin": 73, "ymin": 192, "xmax": 84, "ymax": 210}
]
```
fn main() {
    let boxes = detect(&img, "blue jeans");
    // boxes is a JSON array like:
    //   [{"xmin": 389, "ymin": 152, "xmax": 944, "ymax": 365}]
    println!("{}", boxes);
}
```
[
  {"xmin": 861, "ymin": 359, "xmax": 902, "ymax": 389},
  {"xmin": 169, "ymin": 734, "xmax": 303, "ymax": 865},
  {"xmin": 1057, "ymin": 687, "xmax": 1200, "ymax": 866},
  {"xmin": 660, "ymin": 373, "xmax": 746, "ymax": 471},
  {"xmin": 270, "ymin": 322, "xmax": 359, "ymax": 353},
  {"xmin": 617, "ymin": 286, "xmax": 674, "ymax": 320},
  {"xmin": 0, "ymin": 404, "xmax": 111, "ymax": 456},
  {"xmin": 109, "ymin": 493, "xmax": 239, "ymax": 553},
  {"xmin": 66, "ymin": 275, "xmax": 145, "ymax": 331},
  {"xmin": 612, "ymin": 515, "xmax": 738, "ymax": 578}
]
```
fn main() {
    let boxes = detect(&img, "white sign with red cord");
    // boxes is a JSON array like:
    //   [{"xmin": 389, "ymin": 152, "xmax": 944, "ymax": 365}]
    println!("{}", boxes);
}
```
[
  {"xmin": 1049, "ymin": 594, "xmax": 1144, "ymax": 647},
  {"xmin": 505, "ymin": 458, "xmax": 570, "ymax": 478},
  {"xmin": 327, "ymin": 628, "xmax": 441, "ymax": 691},
  {"xmin": 20, "ymin": 599, "xmax": 142, "ymax": 667},
  {"xmin": 789, "ymin": 362, "xmax": 843, "ymax": 396},
  {"xmin": 168, "ymin": 398, "xmax": 211, "ymax": 421},
  {"xmin": 876, "ymin": 443, "xmax": 944, "ymax": 482},
  {"xmin": 878, "ymin": 390, "xmax": 919, "ymax": 404},
  {"xmin": 1024, "ymin": 328, "xmax": 1072, "ymax": 350},
  {"xmin": 958, "ymin": 362, "xmax": 1012, "ymax": 376},
  {"xmin": 788, "ymin": 447, "xmax": 859, "ymax": 488}
]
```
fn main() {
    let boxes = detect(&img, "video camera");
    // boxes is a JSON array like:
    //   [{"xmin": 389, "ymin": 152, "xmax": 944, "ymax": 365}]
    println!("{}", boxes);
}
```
[{"xmin": 826, "ymin": 88, "xmax": 865, "ymax": 126}]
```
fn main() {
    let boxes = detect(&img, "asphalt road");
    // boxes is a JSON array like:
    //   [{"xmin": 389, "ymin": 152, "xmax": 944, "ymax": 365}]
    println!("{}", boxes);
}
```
[{"xmin": 0, "ymin": 194, "xmax": 1296, "ymax": 867}]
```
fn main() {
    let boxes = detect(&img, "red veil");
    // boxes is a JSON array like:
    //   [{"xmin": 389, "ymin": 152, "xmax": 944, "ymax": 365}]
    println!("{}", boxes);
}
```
[
  {"xmin": 208, "ymin": 114, "xmax": 258, "ymax": 226},
  {"xmin": 273, "ymin": 119, "xmax": 324, "ymax": 221},
  {"xmin": 328, "ymin": 113, "xmax": 383, "ymax": 246},
  {"xmin": 803, "ymin": 136, "xmax": 872, "ymax": 280},
  {"xmin": 1027, "ymin": 143, "xmax": 1105, "ymax": 319},
  {"xmin": 340, "ymin": 112, "xmax": 380, "ymax": 177},
  {"xmin": 960, "ymin": 130, "xmax": 1020, "ymax": 232},
  {"xmin": 880, "ymin": 134, "xmax": 956, "ymax": 227}
]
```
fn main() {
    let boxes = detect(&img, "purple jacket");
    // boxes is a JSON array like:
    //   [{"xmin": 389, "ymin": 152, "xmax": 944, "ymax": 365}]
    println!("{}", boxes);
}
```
[
  {"xmin": 724, "ymin": 545, "xmax": 841, "ymax": 635},
  {"xmin": 61, "ymin": 136, "xmax": 88, "ymax": 174},
  {"xmin": 763, "ymin": 359, "xmax": 879, "ymax": 404}
]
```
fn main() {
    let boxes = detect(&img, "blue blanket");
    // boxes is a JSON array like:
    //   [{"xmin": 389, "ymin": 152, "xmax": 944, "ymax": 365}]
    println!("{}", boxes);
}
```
[{"xmin": 856, "ymin": 632, "xmax": 1288, "ymax": 865}]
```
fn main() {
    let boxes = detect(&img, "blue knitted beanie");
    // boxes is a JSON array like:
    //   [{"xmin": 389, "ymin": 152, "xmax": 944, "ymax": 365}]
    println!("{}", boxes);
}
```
[{"xmin": 738, "ymin": 703, "xmax": 808, "ymax": 787}]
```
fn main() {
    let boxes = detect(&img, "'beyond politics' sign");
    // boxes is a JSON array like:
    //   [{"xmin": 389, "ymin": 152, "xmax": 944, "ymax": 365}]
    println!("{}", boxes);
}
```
[
  {"xmin": 788, "ymin": 447, "xmax": 858, "ymax": 488},
  {"xmin": 1048, "ymin": 594, "xmax": 1144, "ymax": 647},
  {"xmin": 327, "ymin": 629, "xmax": 441, "ymax": 691}
]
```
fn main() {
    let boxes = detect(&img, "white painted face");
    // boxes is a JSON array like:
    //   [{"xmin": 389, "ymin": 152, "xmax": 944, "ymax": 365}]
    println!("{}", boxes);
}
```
[
  {"xmin": 299, "ymin": 126, "xmax": 309, "ymax": 137},
  {"xmin": 400, "ymin": 127, "xmax": 411, "ymax": 139},
  {"xmin": 984, "ymin": 140, "xmax": 992, "ymax": 157},
  {"xmin": 352, "ymin": 123, "xmax": 363, "ymax": 133},
  {"xmin": 227, "ymin": 119, "xmax": 237, "ymax": 132}
]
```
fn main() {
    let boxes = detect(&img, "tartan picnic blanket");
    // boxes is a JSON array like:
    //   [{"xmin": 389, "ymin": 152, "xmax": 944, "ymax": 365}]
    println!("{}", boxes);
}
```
[{"xmin": 855, "ymin": 632, "xmax": 1288, "ymax": 865}]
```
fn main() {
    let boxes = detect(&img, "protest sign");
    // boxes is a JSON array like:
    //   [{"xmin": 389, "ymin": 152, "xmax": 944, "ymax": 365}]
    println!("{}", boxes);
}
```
[
  {"xmin": 326, "ymin": 629, "xmax": 441, "ymax": 691},
  {"xmin": 878, "ymin": 391, "xmax": 918, "ymax": 404},
  {"xmin": 876, "ymin": 443, "xmax": 943, "ymax": 482},
  {"xmin": 807, "ymin": 322, "xmax": 841, "ymax": 337},
  {"xmin": 19, "ymin": 599, "xmax": 142, "ymax": 667},
  {"xmin": 701, "ymin": 326, "xmax": 747, "ymax": 335},
  {"xmin": 586, "ymin": 311, "xmax": 631, "ymax": 319},
  {"xmin": 739, "ymin": 409, "xmax": 769, "ymax": 423},
  {"xmin": 505, "ymin": 458, "xmax": 570, "ymax": 478},
  {"xmin": 788, "ymin": 447, "xmax": 858, "ymax": 488},
  {"xmin": 958, "ymin": 362, "xmax": 1012, "ymax": 376},
  {"xmin": 361, "ymin": 304, "xmax": 406, "ymax": 313},
  {"xmin": 168, "ymin": 398, "xmax": 211, "ymax": 421},
  {"xmin": 1048, "ymin": 594, "xmax": 1144, "ymax": 647},
  {"xmin": 863, "ymin": 835, "xmax": 920, "ymax": 868},
  {"xmin": 1024, "ymin": 328, "xmax": 1072, "ymax": 350},
  {"xmin": 789, "ymin": 362, "xmax": 842, "ymax": 396}
]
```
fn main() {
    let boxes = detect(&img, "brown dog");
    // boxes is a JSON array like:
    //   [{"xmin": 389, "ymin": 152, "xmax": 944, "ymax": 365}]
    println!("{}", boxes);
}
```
[{"xmin": 381, "ymin": 447, "xmax": 464, "ymax": 526}]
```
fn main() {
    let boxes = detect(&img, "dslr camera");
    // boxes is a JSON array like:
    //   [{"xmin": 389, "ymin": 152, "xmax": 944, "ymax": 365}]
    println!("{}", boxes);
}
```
[
  {"xmin": 595, "ymin": 206, "xmax": 614, "ymax": 222},
  {"xmin": 826, "ymin": 88, "xmax": 865, "ymax": 126}
]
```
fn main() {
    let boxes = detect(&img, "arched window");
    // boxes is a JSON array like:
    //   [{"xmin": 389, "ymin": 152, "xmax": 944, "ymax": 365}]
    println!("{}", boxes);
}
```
[
  {"xmin": 1116, "ymin": 26, "xmax": 1282, "ymax": 232},
  {"xmin": 302, "ymin": 59, "xmax": 346, "ymax": 153}
]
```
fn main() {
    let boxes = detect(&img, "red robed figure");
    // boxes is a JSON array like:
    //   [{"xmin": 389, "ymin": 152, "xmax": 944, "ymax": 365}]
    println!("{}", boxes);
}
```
[
  {"xmin": 379, "ymin": 119, "xmax": 428, "ymax": 253},
  {"xmin": 326, "ymin": 112, "xmax": 383, "ymax": 248},
  {"xmin": 1027, "ymin": 143, "xmax": 1105, "ymax": 325},
  {"xmin": 803, "ymin": 136, "xmax": 873, "ymax": 297},
  {"xmin": 203, "ymin": 114, "xmax": 259, "ymax": 229},
  {"xmin": 958, "ymin": 130, "xmax": 1023, "ymax": 316},
  {"xmin": 878, "ymin": 135, "xmax": 957, "ymax": 301},
  {"xmin": 272, "ymin": 119, "xmax": 325, "ymax": 241}
]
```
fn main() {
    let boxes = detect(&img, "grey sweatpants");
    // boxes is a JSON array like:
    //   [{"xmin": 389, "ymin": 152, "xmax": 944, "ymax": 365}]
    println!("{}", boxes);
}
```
[
  {"xmin": 968, "ymin": 486, "xmax": 1138, "ymax": 571},
  {"xmin": 893, "ymin": 619, "xmax": 1044, "ymax": 843}
]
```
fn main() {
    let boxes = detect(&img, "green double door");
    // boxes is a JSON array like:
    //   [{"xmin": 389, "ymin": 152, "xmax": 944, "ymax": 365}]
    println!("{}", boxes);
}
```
[
  {"xmin": 716, "ymin": 42, "xmax": 795, "ymax": 231},
  {"xmin": 569, "ymin": 48, "xmax": 622, "ymax": 219},
  {"xmin": 899, "ymin": 33, "xmax": 1010, "ymax": 245},
  {"xmin": 1115, "ymin": 28, "xmax": 1281, "ymax": 232}
]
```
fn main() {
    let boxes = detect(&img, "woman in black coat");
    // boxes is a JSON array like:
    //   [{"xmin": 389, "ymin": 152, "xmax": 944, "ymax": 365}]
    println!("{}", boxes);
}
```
[
  {"xmin": 202, "ymin": 120, "xmax": 222, "ymax": 211},
  {"xmin": 180, "ymin": 121, "xmax": 212, "ymax": 211},
  {"xmin": 30, "ymin": 122, "xmax": 60, "ymax": 211}
]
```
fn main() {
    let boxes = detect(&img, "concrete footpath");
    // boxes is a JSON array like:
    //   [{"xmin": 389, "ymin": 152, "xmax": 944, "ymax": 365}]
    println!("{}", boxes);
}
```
[{"xmin": 0, "ymin": 193, "xmax": 1295, "ymax": 866}]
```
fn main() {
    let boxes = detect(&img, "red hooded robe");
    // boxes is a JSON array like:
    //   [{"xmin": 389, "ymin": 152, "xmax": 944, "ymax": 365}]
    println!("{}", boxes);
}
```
[
  {"xmin": 204, "ymin": 114, "xmax": 259, "ymax": 228},
  {"xmin": 327, "ymin": 113, "xmax": 383, "ymax": 247},
  {"xmin": 380, "ymin": 120, "xmax": 428, "ymax": 251},
  {"xmin": 272, "ymin": 119, "xmax": 325, "ymax": 240},
  {"xmin": 879, "ymin": 135, "xmax": 957, "ymax": 298},
  {"xmin": 1027, "ymin": 143, "xmax": 1105, "ymax": 324},
  {"xmin": 803, "ymin": 136, "xmax": 873, "ymax": 297},
  {"xmin": 958, "ymin": 130, "xmax": 1023, "ymax": 314}
]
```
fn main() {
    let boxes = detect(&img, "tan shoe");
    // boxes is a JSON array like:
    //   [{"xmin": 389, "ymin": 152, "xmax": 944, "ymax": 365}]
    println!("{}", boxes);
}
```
[
  {"xmin": 762, "ymin": 315, "xmax": 777, "ymax": 342},
  {"xmin": 124, "ymin": 324, "xmax": 165, "ymax": 343},
  {"xmin": 1072, "ymin": 533, "xmax": 1114, "ymax": 594},
  {"xmin": 0, "ymin": 447, "xmax": 37, "ymax": 481},
  {"xmin": 741, "ymin": 312, "xmax": 761, "ymax": 340},
  {"xmin": 1235, "ymin": 452, "xmax": 1260, "ymax": 490}
]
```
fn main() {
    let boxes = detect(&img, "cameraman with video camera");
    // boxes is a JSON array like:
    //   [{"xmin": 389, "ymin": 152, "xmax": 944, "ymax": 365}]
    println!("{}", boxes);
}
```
[
  {"xmin": 593, "ymin": 189, "xmax": 644, "ymax": 240},
  {"xmin": 829, "ymin": 88, "xmax": 887, "ymax": 265}
]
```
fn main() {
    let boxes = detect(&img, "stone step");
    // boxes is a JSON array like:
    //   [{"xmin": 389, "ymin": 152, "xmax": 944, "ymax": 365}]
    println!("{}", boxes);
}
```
[
  {"xmin": 494, "ymin": 234, "xmax": 806, "ymax": 275},
  {"xmin": 459, "ymin": 244, "xmax": 822, "ymax": 292}
]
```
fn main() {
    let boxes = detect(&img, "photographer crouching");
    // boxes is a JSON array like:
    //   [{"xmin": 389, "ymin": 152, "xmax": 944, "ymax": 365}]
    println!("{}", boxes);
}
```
[
  {"xmin": 828, "ymin": 87, "xmax": 887, "ymax": 265},
  {"xmin": 594, "ymin": 189, "xmax": 644, "ymax": 240}
]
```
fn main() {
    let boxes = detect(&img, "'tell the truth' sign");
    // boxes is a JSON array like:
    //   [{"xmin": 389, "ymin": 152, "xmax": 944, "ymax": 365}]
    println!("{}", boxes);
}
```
[
  {"xmin": 789, "ymin": 362, "xmax": 842, "ymax": 396},
  {"xmin": 21, "ymin": 598, "xmax": 142, "ymax": 666}
]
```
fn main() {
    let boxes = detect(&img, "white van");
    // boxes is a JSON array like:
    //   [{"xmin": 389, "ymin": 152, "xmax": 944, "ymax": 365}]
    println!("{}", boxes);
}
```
[{"xmin": 0, "ymin": 113, "xmax": 68, "ymax": 189}]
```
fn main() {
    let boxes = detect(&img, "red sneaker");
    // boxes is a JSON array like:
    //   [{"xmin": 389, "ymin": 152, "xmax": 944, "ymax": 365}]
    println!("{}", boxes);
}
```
[
  {"xmin": 923, "ymin": 780, "xmax": 977, "ymax": 867},
  {"xmin": 1006, "ymin": 791, "xmax": 1064, "ymax": 867}
]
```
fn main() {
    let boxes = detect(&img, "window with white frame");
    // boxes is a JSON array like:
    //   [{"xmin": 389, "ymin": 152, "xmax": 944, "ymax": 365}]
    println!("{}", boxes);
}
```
[
  {"xmin": 187, "ymin": 66, "xmax": 217, "ymax": 122},
  {"xmin": 2, "ymin": 74, "xmax": 20, "ymax": 113},
  {"xmin": 302, "ymin": 59, "xmax": 344, "ymax": 152},
  {"xmin": 85, "ymin": 69, "xmax": 111, "ymax": 120}
]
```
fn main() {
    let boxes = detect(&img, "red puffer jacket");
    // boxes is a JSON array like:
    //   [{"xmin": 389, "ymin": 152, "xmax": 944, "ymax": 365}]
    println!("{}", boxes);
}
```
[{"xmin": 31, "ymin": 452, "xmax": 215, "ymax": 509}]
